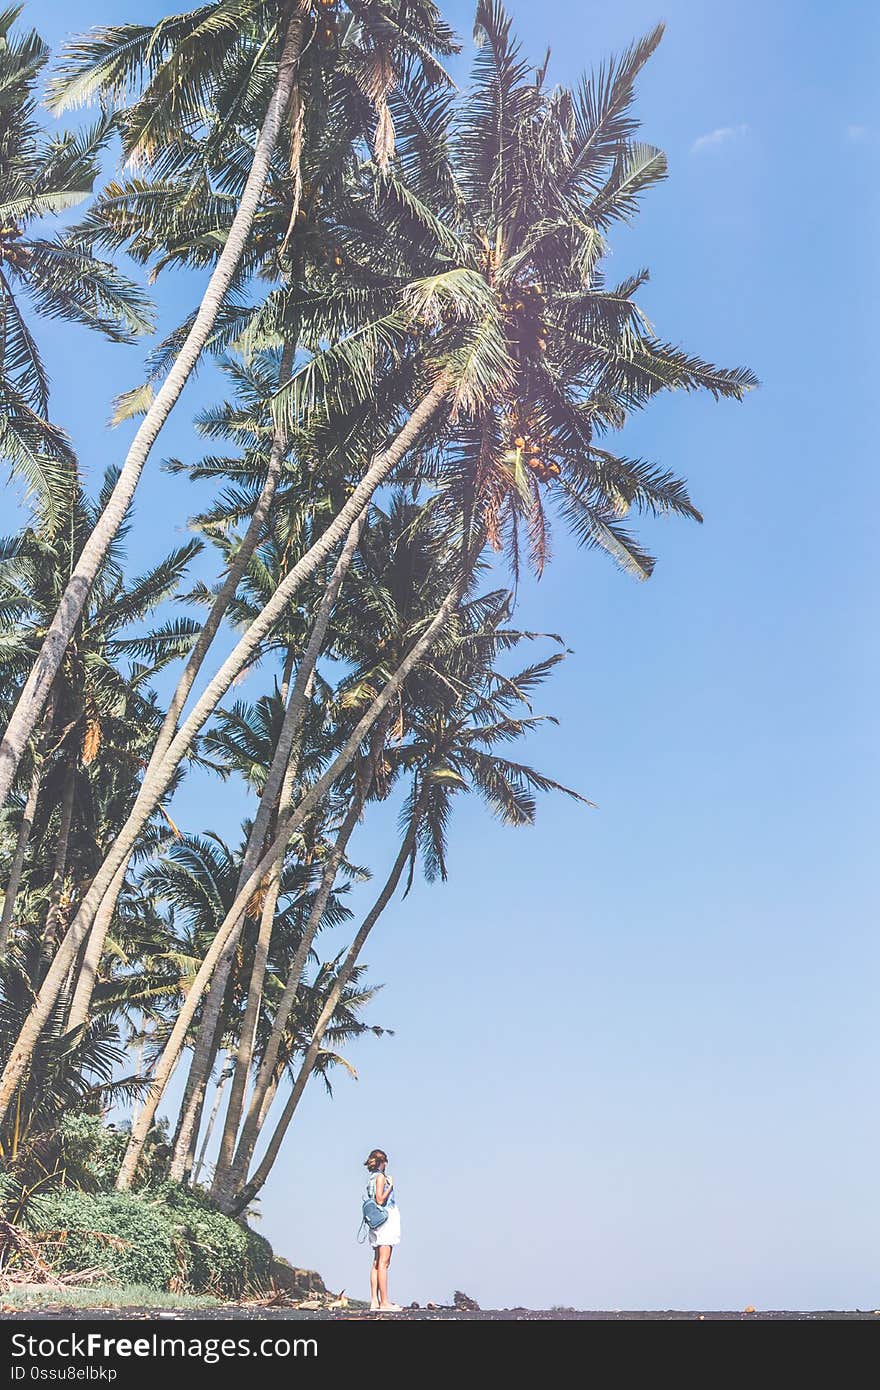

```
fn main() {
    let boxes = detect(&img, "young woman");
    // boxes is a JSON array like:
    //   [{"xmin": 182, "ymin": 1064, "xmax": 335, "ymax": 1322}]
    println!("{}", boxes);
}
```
[{"xmin": 364, "ymin": 1148, "xmax": 402, "ymax": 1312}]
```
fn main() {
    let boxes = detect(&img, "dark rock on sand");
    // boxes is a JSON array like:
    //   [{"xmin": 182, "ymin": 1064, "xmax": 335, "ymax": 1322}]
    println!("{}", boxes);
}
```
[
  {"xmin": 453, "ymin": 1290, "xmax": 480, "ymax": 1312},
  {"xmin": 268, "ymin": 1257, "xmax": 327, "ymax": 1300}
]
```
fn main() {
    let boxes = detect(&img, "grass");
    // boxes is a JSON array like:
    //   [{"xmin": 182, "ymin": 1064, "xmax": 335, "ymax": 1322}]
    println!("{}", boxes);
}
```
[{"xmin": 1, "ymin": 1283, "xmax": 221, "ymax": 1310}]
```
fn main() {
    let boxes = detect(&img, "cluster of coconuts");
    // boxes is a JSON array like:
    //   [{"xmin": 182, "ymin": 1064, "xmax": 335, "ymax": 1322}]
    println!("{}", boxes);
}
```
[
  {"xmin": 511, "ymin": 432, "xmax": 561, "ymax": 483},
  {"xmin": 293, "ymin": 186, "xmax": 343, "ymax": 264},
  {"xmin": 0, "ymin": 224, "xmax": 31, "ymax": 268},
  {"xmin": 507, "ymin": 280, "xmax": 549, "ymax": 355},
  {"xmin": 290, "ymin": 194, "xmax": 345, "ymax": 268}
]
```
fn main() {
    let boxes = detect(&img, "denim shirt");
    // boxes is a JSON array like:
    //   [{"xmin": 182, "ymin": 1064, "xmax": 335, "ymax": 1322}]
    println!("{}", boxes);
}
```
[{"xmin": 365, "ymin": 1171, "xmax": 396, "ymax": 1209}]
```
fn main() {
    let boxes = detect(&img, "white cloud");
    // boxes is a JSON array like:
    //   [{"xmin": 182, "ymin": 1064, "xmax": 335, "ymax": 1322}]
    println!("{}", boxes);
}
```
[
  {"xmin": 691, "ymin": 123, "xmax": 749, "ymax": 155},
  {"xmin": 846, "ymin": 124, "xmax": 880, "ymax": 144}
]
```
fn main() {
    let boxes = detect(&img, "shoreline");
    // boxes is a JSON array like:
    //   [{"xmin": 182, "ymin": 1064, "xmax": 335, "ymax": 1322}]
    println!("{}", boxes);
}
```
[{"xmin": 3, "ymin": 1304, "xmax": 877, "ymax": 1321}]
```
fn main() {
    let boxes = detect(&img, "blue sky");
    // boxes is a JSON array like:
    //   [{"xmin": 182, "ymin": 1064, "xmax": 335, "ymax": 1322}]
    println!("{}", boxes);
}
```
[{"xmin": 9, "ymin": 0, "xmax": 880, "ymax": 1310}]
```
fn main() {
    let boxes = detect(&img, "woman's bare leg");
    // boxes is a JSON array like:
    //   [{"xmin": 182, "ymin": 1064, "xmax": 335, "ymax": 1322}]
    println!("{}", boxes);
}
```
[
  {"xmin": 377, "ymin": 1247, "xmax": 401, "ymax": 1310},
  {"xmin": 370, "ymin": 1251, "xmax": 380, "ymax": 1310}
]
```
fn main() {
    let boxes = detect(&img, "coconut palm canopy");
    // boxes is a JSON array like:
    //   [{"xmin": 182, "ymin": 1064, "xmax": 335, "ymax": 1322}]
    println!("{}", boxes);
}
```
[
  {"xmin": 0, "ymin": 0, "xmax": 755, "ymax": 1227},
  {"xmin": 258, "ymin": 3, "xmax": 756, "ymax": 579},
  {"xmin": 0, "ymin": 6, "xmax": 153, "ymax": 521}
]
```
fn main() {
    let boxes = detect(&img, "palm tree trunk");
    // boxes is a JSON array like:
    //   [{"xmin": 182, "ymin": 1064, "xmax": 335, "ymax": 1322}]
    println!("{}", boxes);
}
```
[
  {"xmin": 42, "ymin": 764, "xmax": 75, "ymax": 951},
  {"xmin": 212, "ymin": 787, "xmax": 366, "ymax": 1206},
  {"xmin": 66, "ymin": 859, "xmax": 125, "ymax": 1031},
  {"xmin": 231, "ymin": 806, "xmax": 423, "ymax": 1215},
  {"xmin": 0, "ymin": 380, "xmax": 450, "ymax": 1129},
  {"xmin": 65, "ymin": 340, "xmax": 297, "ymax": 1034},
  {"xmin": 113, "ymin": 577, "xmax": 462, "ymax": 1189},
  {"xmin": 0, "ymin": 755, "xmax": 42, "ymax": 952},
  {"xmin": 166, "ymin": 921, "xmax": 239, "ymax": 1183},
  {"xmin": 0, "ymin": 3, "xmax": 310, "ymax": 815},
  {"xmin": 192, "ymin": 1060, "xmax": 232, "ymax": 1187},
  {"xmin": 228, "ymin": 872, "xmax": 281, "ymax": 1103},
  {"xmin": 167, "ymin": 513, "xmax": 365, "ymax": 1179},
  {"xmin": 130, "ymin": 1032, "xmax": 145, "ymax": 1129},
  {"xmin": 208, "ymin": 859, "xmax": 281, "ymax": 1195},
  {"xmin": 168, "ymin": 994, "xmax": 229, "ymax": 1185},
  {"xmin": 256, "ymin": 1067, "xmax": 280, "ymax": 1130}
]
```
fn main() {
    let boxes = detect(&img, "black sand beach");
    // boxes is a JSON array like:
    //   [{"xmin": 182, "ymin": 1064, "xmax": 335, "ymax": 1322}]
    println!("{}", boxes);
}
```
[{"xmin": 4, "ymin": 1307, "xmax": 877, "ymax": 1320}]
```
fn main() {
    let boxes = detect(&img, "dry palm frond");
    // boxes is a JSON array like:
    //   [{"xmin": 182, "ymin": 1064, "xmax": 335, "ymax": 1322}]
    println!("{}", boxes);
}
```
[
  {"xmin": 0, "ymin": 1219, "xmax": 116, "ymax": 1291},
  {"xmin": 158, "ymin": 804, "xmax": 182, "ymax": 839},
  {"xmin": 82, "ymin": 718, "xmax": 101, "ymax": 765},
  {"xmin": 248, "ymin": 877, "xmax": 270, "ymax": 920}
]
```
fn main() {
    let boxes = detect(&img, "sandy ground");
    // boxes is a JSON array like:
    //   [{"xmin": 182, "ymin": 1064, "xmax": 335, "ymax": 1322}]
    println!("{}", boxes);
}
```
[{"xmin": 4, "ymin": 1306, "xmax": 877, "ymax": 1320}]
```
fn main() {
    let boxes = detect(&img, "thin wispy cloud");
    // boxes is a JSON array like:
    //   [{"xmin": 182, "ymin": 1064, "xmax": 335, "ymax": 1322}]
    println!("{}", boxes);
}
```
[
  {"xmin": 846, "ymin": 124, "xmax": 880, "ymax": 144},
  {"xmin": 691, "ymin": 123, "xmax": 749, "ymax": 155}
]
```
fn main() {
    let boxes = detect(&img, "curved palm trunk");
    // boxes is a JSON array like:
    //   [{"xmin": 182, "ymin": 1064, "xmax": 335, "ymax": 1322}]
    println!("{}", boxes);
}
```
[
  {"xmin": 1, "ymin": 704, "xmax": 55, "ymax": 953},
  {"xmin": 0, "ymin": 379, "xmax": 449, "ymax": 1130},
  {"xmin": 166, "ymin": 916, "xmax": 242, "ymax": 1183},
  {"xmin": 212, "ymin": 786, "xmax": 366, "ymax": 1206},
  {"xmin": 192, "ymin": 1059, "xmax": 232, "ymax": 1186},
  {"xmin": 0, "ymin": 4, "xmax": 309, "ymax": 815},
  {"xmin": 114, "ymin": 578, "xmax": 461, "ymax": 1189},
  {"xmin": 0, "ymin": 755, "xmax": 42, "ymax": 952},
  {"xmin": 66, "ymin": 859, "xmax": 125, "ymax": 1031},
  {"xmin": 256, "ymin": 1066, "xmax": 280, "ymax": 1130},
  {"xmin": 168, "ymin": 992, "xmax": 230, "ymax": 1185},
  {"xmin": 214, "ymin": 869, "xmax": 281, "ymax": 1160},
  {"xmin": 42, "ymin": 764, "xmax": 75, "ymax": 952},
  {"xmin": 232, "ymin": 807, "xmax": 423, "ymax": 1215},
  {"xmin": 129, "ymin": 1032, "xmax": 146, "ymax": 1129},
  {"xmin": 167, "ymin": 513, "xmax": 365, "ymax": 1179},
  {"xmin": 66, "ymin": 341, "xmax": 296, "ymax": 1035}
]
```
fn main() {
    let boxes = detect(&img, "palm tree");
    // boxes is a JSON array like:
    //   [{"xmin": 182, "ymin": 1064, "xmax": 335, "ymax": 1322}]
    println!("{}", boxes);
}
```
[
  {"xmin": 52, "ymin": 42, "xmax": 408, "ymax": 1011},
  {"xmin": 0, "ymin": 0, "xmax": 458, "ymax": 810},
  {"xmin": 0, "ymin": 6, "xmax": 152, "ymax": 526},
  {"xmin": 0, "ymin": 5, "xmax": 459, "ymax": 1082}
]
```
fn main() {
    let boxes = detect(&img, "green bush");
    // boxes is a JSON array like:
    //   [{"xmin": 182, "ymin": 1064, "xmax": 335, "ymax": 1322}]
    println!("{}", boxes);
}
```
[
  {"xmin": 26, "ymin": 1191, "xmax": 178, "ymax": 1289},
  {"xmin": 56, "ymin": 1114, "xmax": 127, "ymax": 1192},
  {"xmin": 56, "ymin": 1113, "xmax": 172, "ymax": 1192},
  {"xmin": 24, "ymin": 1186, "xmax": 272, "ymax": 1296},
  {"xmin": 0, "ymin": 1167, "xmax": 18, "ymax": 1219},
  {"xmin": 155, "ymin": 1184, "xmax": 273, "ymax": 1298}
]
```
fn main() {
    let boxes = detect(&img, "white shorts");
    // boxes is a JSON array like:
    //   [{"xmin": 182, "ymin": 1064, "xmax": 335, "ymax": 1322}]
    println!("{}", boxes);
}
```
[{"xmin": 369, "ymin": 1206, "xmax": 401, "ymax": 1248}]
